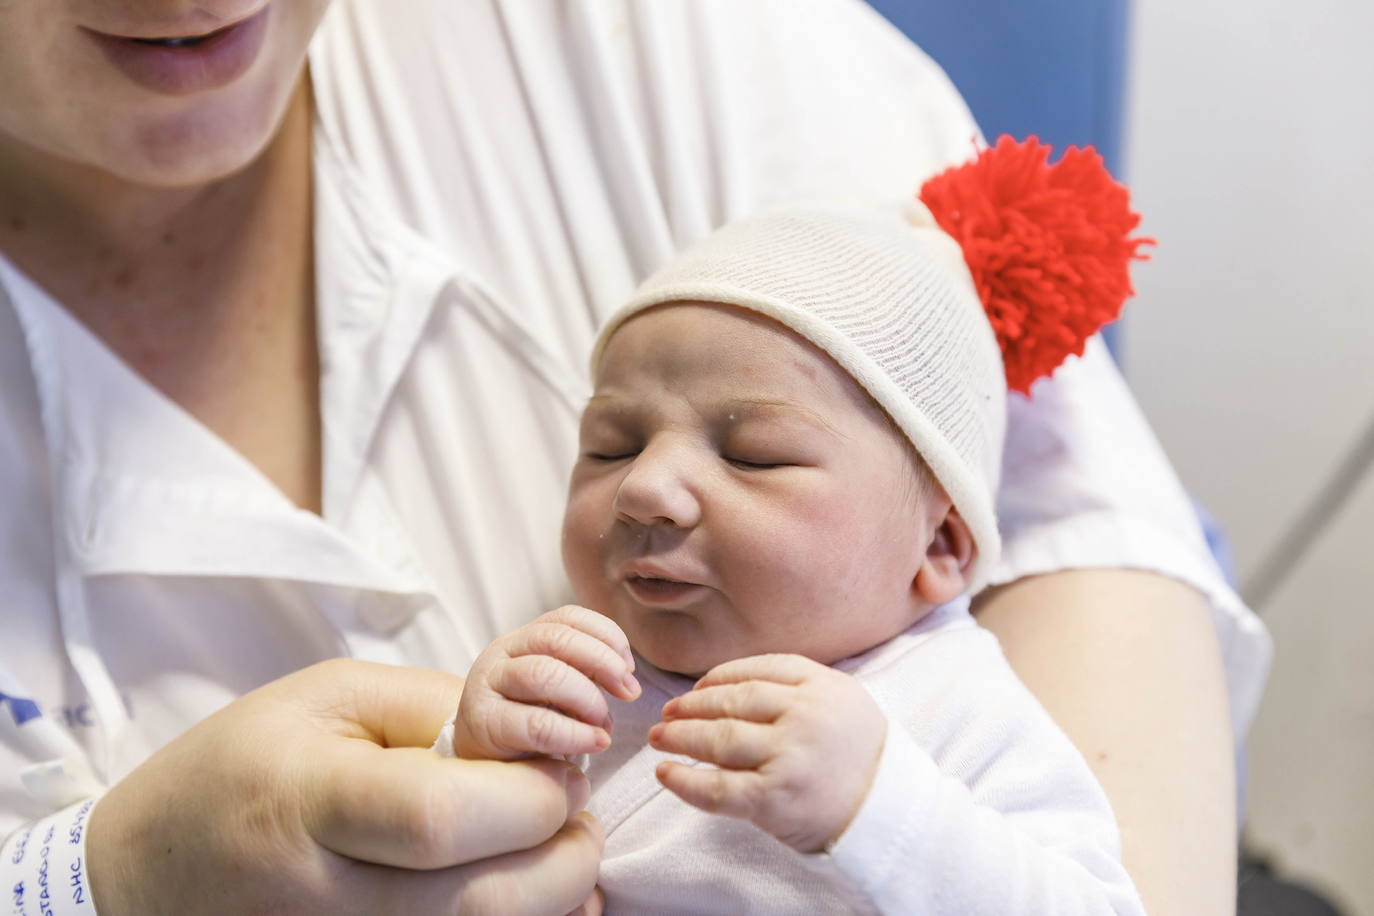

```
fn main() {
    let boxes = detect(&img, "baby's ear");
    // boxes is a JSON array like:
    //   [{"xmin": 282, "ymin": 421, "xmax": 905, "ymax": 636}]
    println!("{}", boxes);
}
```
[{"xmin": 914, "ymin": 506, "xmax": 976, "ymax": 606}]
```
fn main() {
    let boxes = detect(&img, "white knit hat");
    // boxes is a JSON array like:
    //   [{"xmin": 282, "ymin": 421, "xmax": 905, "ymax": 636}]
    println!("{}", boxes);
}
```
[{"xmin": 590, "ymin": 201, "xmax": 1007, "ymax": 591}]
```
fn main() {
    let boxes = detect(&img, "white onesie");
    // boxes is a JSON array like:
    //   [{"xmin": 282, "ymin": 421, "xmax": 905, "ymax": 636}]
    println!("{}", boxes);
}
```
[{"xmin": 588, "ymin": 599, "xmax": 1145, "ymax": 915}]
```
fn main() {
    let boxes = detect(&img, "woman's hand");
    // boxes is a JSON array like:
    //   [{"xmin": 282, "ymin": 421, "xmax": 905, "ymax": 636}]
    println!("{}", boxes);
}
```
[
  {"xmin": 85, "ymin": 659, "xmax": 603, "ymax": 915},
  {"xmin": 454, "ymin": 606, "xmax": 641, "ymax": 761},
  {"xmin": 648, "ymin": 654, "xmax": 887, "ymax": 854}
]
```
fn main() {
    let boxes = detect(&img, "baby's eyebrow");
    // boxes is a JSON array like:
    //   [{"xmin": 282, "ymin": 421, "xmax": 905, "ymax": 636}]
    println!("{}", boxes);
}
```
[
  {"xmin": 720, "ymin": 398, "xmax": 847, "ymax": 440},
  {"xmin": 583, "ymin": 394, "xmax": 635, "ymax": 416},
  {"xmin": 582, "ymin": 393, "xmax": 848, "ymax": 441}
]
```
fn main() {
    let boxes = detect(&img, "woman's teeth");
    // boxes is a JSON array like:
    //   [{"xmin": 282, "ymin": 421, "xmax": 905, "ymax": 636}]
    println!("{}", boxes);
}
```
[{"xmin": 135, "ymin": 37, "xmax": 205, "ymax": 47}]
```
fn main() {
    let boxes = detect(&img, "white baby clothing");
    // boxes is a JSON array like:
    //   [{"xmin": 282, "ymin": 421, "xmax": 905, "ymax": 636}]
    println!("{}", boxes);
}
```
[{"xmin": 589, "ymin": 600, "xmax": 1144, "ymax": 915}]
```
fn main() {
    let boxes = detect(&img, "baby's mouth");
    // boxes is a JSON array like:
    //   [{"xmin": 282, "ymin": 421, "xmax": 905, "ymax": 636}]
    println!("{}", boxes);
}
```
[
  {"xmin": 624, "ymin": 574, "xmax": 706, "ymax": 606},
  {"xmin": 629, "ymin": 573, "xmax": 690, "ymax": 589}
]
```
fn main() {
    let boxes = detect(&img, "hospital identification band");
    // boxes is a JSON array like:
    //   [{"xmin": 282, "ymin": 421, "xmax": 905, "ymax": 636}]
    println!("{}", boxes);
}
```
[{"xmin": 3, "ymin": 797, "xmax": 101, "ymax": 916}]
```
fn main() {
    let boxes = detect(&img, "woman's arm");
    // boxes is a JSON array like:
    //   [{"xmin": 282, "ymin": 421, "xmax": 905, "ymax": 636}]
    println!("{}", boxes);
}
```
[
  {"xmin": 973, "ymin": 334, "xmax": 1266, "ymax": 915},
  {"xmin": 974, "ymin": 570, "xmax": 1236, "ymax": 916}
]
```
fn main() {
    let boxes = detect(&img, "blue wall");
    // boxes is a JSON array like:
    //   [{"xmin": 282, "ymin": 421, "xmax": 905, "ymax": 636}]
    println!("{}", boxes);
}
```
[{"xmin": 865, "ymin": 0, "xmax": 1131, "ymax": 177}]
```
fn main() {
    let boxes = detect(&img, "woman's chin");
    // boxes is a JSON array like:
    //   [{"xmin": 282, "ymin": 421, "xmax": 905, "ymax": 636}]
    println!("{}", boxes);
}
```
[
  {"xmin": 43, "ymin": 55, "xmax": 299, "ymax": 192},
  {"xmin": 112, "ymin": 96, "xmax": 286, "ymax": 187}
]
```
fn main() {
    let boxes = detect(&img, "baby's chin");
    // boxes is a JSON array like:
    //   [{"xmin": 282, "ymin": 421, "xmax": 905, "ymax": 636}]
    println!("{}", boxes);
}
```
[
  {"xmin": 631, "ymin": 633, "xmax": 843, "ymax": 680},
  {"xmin": 626, "ymin": 623, "xmax": 748, "ymax": 679},
  {"xmin": 634, "ymin": 626, "xmax": 914, "ymax": 679},
  {"xmin": 612, "ymin": 601, "xmax": 907, "ymax": 678},
  {"xmin": 633, "ymin": 641, "xmax": 715, "ymax": 680}
]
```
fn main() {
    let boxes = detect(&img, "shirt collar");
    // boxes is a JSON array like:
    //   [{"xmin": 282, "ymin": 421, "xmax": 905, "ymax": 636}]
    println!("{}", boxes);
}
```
[{"xmin": 311, "ymin": 114, "xmax": 458, "ymax": 522}]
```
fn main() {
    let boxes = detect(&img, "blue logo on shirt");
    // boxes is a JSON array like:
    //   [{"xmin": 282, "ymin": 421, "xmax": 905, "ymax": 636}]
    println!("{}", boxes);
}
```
[{"xmin": 0, "ymin": 691, "xmax": 43, "ymax": 725}]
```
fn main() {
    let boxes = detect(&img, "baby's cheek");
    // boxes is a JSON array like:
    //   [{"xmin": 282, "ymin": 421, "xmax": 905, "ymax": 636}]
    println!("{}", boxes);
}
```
[
  {"xmin": 792, "ymin": 508, "xmax": 912, "ymax": 637},
  {"xmin": 560, "ymin": 500, "xmax": 611, "ymax": 607},
  {"xmin": 737, "ymin": 499, "xmax": 869, "ymax": 604}
]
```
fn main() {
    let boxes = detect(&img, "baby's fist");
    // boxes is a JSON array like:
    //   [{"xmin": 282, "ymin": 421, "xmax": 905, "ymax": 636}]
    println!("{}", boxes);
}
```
[{"xmin": 453, "ymin": 605, "xmax": 640, "ymax": 761}]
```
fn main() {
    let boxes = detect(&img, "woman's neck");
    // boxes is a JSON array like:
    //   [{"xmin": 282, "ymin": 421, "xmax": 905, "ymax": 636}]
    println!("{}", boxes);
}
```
[
  {"xmin": 0, "ymin": 76, "xmax": 323, "ymax": 512},
  {"xmin": 0, "ymin": 77, "xmax": 312, "ymax": 322},
  {"xmin": 0, "ymin": 141, "xmax": 222, "ymax": 258}
]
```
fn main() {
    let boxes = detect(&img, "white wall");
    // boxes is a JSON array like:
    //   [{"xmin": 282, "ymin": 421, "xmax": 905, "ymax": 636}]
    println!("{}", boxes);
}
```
[{"xmin": 1125, "ymin": 1, "xmax": 1374, "ymax": 911}]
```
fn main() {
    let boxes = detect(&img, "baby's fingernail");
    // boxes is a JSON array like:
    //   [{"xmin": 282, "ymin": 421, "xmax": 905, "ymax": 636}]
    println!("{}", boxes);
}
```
[
  {"xmin": 647, "ymin": 723, "xmax": 664, "ymax": 744},
  {"xmin": 564, "ymin": 765, "xmax": 591, "ymax": 812},
  {"xmin": 622, "ymin": 673, "xmax": 641, "ymax": 698},
  {"xmin": 661, "ymin": 699, "xmax": 677, "ymax": 719},
  {"xmin": 594, "ymin": 729, "xmax": 611, "ymax": 750}
]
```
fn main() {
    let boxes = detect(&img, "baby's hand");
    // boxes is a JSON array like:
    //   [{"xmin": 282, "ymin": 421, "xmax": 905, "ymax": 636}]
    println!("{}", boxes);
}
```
[
  {"xmin": 649, "ymin": 654, "xmax": 886, "ymax": 854},
  {"xmin": 453, "ymin": 605, "xmax": 641, "ymax": 761}
]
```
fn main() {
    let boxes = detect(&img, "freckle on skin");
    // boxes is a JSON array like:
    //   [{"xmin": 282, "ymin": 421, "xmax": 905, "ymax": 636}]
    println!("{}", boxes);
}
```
[
  {"xmin": 135, "ymin": 342, "xmax": 164, "ymax": 371},
  {"xmin": 1096, "ymin": 751, "xmax": 1109, "ymax": 762},
  {"xmin": 7, "ymin": 215, "xmax": 25, "ymax": 232}
]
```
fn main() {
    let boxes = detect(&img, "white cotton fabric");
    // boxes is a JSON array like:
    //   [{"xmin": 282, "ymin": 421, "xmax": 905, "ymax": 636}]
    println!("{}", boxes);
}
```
[
  {"xmin": 594, "ymin": 202, "xmax": 1007, "ymax": 589},
  {"xmin": 589, "ymin": 599, "xmax": 1144, "ymax": 915},
  {"xmin": 0, "ymin": 0, "xmax": 1269, "ymax": 879}
]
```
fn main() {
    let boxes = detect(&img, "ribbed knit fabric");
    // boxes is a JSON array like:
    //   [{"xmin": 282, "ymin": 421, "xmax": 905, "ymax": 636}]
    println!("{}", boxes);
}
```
[{"xmin": 591, "ymin": 202, "xmax": 1006, "ymax": 589}]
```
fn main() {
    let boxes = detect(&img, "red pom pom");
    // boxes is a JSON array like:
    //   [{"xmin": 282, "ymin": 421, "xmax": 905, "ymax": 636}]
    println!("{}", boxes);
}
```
[{"xmin": 918, "ymin": 135, "xmax": 1154, "ymax": 394}]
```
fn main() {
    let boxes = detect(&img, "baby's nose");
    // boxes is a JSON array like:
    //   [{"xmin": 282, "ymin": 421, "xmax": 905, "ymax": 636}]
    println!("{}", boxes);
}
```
[{"xmin": 612, "ymin": 443, "xmax": 703, "ymax": 529}]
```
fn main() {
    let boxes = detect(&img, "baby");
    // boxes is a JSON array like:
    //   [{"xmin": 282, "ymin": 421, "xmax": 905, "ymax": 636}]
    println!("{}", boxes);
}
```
[{"xmin": 442, "ymin": 147, "xmax": 1150, "ymax": 913}]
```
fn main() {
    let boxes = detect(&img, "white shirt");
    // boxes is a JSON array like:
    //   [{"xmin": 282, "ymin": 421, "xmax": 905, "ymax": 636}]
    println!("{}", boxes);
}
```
[
  {"xmin": 589, "ymin": 600, "xmax": 1144, "ymax": 915},
  {"xmin": 0, "ymin": 0, "xmax": 1269, "ymax": 864}
]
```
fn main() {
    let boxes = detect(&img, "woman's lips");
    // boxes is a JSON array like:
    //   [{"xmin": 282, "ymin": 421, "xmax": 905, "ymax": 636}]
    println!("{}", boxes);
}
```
[
  {"xmin": 624, "ymin": 575, "xmax": 708, "ymax": 608},
  {"xmin": 83, "ymin": 6, "xmax": 270, "ymax": 97}
]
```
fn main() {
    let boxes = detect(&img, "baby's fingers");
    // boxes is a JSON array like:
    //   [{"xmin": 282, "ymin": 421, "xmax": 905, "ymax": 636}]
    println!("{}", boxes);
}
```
[
  {"xmin": 485, "ymin": 699, "xmax": 612, "ymax": 758},
  {"xmin": 656, "ymin": 760, "xmax": 765, "ymax": 821},
  {"xmin": 661, "ymin": 680, "xmax": 792, "ymax": 724},
  {"xmin": 507, "ymin": 617, "xmax": 640, "ymax": 701},
  {"xmin": 492, "ymin": 655, "xmax": 612, "ymax": 732},
  {"xmin": 647, "ymin": 718, "xmax": 773, "ymax": 770},
  {"xmin": 539, "ymin": 606, "xmax": 635, "ymax": 670}
]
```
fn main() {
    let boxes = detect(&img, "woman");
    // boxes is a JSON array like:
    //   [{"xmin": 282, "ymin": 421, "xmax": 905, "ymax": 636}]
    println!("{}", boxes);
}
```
[{"xmin": 0, "ymin": 1, "xmax": 1269, "ymax": 913}]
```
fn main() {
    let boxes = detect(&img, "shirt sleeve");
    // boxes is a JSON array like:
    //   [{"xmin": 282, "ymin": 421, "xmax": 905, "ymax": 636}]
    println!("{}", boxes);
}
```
[
  {"xmin": 828, "ymin": 722, "xmax": 1144, "ymax": 916},
  {"xmin": 990, "ymin": 336, "xmax": 1272, "ymax": 738}
]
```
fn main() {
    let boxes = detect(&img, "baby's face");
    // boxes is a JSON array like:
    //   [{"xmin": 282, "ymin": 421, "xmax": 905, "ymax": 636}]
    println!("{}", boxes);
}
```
[{"xmin": 562, "ymin": 302, "xmax": 942, "ymax": 677}]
